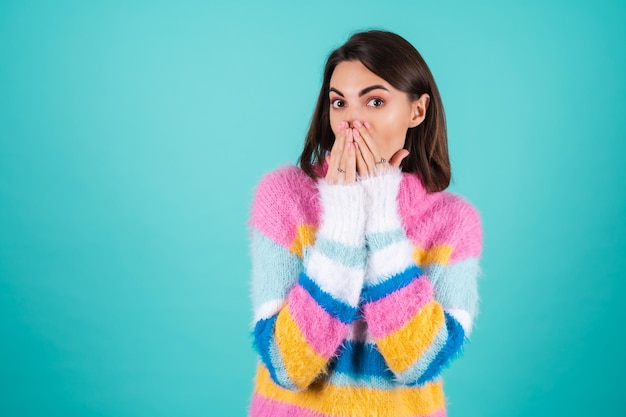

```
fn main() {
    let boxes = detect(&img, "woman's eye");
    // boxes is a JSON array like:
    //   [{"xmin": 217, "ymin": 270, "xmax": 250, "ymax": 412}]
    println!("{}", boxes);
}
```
[
  {"xmin": 331, "ymin": 99, "xmax": 345, "ymax": 108},
  {"xmin": 367, "ymin": 98, "xmax": 384, "ymax": 107}
]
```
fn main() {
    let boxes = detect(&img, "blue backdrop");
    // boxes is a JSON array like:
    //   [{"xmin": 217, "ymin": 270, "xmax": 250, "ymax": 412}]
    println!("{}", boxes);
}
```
[{"xmin": 1, "ymin": 0, "xmax": 625, "ymax": 416}]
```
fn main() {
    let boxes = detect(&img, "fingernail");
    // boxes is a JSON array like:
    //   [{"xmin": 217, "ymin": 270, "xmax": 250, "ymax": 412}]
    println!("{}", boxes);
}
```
[
  {"xmin": 354, "ymin": 120, "xmax": 362, "ymax": 127},
  {"xmin": 364, "ymin": 121, "xmax": 371, "ymax": 129}
]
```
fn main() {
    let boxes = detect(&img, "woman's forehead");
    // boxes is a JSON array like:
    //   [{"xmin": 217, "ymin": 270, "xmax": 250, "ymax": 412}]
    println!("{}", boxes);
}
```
[{"xmin": 329, "ymin": 61, "xmax": 391, "ymax": 93}]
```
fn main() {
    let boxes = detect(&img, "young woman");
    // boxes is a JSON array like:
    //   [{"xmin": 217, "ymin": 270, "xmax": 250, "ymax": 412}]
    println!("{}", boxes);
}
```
[{"xmin": 247, "ymin": 30, "xmax": 483, "ymax": 417}]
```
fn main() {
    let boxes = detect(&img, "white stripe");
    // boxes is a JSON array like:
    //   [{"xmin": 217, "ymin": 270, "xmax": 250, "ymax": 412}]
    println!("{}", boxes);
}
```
[
  {"xmin": 362, "ymin": 169, "xmax": 403, "ymax": 234},
  {"xmin": 447, "ymin": 308, "xmax": 473, "ymax": 337},
  {"xmin": 305, "ymin": 249, "xmax": 364, "ymax": 307},
  {"xmin": 365, "ymin": 239, "xmax": 415, "ymax": 285},
  {"xmin": 366, "ymin": 210, "xmax": 402, "ymax": 234},
  {"xmin": 317, "ymin": 179, "xmax": 366, "ymax": 246},
  {"xmin": 316, "ymin": 223, "xmax": 366, "ymax": 247},
  {"xmin": 252, "ymin": 299, "xmax": 285, "ymax": 326}
]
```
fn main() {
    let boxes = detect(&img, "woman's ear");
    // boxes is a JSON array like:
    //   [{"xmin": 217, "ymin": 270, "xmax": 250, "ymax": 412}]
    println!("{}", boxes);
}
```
[{"xmin": 408, "ymin": 93, "xmax": 430, "ymax": 128}]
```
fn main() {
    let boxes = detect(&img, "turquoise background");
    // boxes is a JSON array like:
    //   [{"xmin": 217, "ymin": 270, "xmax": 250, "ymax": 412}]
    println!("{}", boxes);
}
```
[{"xmin": 1, "ymin": 0, "xmax": 625, "ymax": 415}]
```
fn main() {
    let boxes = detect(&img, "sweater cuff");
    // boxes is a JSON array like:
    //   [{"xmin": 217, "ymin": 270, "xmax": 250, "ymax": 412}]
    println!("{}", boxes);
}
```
[
  {"xmin": 316, "ymin": 179, "xmax": 366, "ymax": 247},
  {"xmin": 361, "ymin": 168, "xmax": 404, "ymax": 234}
]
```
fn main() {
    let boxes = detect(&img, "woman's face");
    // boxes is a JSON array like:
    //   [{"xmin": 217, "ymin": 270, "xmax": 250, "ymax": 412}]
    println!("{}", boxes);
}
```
[{"xmin": 328, "ymin": 60, "xmax": 429, "ymax": 160}]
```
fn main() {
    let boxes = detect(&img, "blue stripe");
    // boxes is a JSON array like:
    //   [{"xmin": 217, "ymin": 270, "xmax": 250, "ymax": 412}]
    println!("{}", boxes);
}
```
[
  {"xmin": 252, "ymin": 316, "xmax": 281, "ymax": 385},
  {"xmin": 299, "ymin": 272, "xmax": 360, "ymax": 324},
  {"xmin": 315, "ymin": 238, "xmax": 367, "ymax": 269},
  {"xmin": 423, "ymin": 257, "xmax": 480, "ymax": 317},
  {"xmin": 361, "ymin": 265, "xmax": 423, "ymax": 303},
  {"xmin": 268, "ymin": 336, "xmax": 298, "ymax": 390},
  {"xmin": 329, "ymin": 340, "xmax": 395, "ymax": 378},
  {"xmin": 328, "ymin": 372, "xmax": 397, "ymax": 389},
  {"xmin": 252, "ymin": 315, "xmax": 299, "ymax": 390},
  {"xmin": 365, "ymin": 228, "xmax": 406, "ymax": 252},
  {"xmin": 251, "ymin": 230, "xmax": 302, "ymax": 308},
  {"xmin": 397, "ymin": 317, "xmax": 448, "ymax": 384},
  {"xmin": 414, "ymin": 311, "xmax": 465, "ymax": 385}
]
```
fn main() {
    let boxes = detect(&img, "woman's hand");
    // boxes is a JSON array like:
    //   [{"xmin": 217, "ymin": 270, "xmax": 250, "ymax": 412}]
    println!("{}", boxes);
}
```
[
  {"xmin": 325, "ymin": 122, "xmax": 357, "ymax": 184},
  {"xmin": 351, "ymin": 120, "xmax": 409, "ymax": 177}
]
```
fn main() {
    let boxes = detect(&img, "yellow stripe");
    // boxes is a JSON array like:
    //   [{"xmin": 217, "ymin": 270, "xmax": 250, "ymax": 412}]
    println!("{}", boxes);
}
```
[
  {"xmin": 254, "ymin": 364, "xmax": 445, "ymax": 417},
  {"xmin": 413, "ymin": 245, "xmax": 453, "ymax": 266},
  {"xmin": 274, "ymin": 305, "xmax": 328, "ymax": 390},
  {"xmin": 376, "ymin": 300, "xmax": 445, "ymax": 373},
  {"xmin": 289, "ymin": 224, "xmax": 317, "ymax": 257}
]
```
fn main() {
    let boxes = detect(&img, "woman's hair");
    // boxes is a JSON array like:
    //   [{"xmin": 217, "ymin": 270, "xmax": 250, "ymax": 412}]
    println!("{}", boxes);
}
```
[{"xmin": 297, "ymin": 30, "xmax": 451, "ymax": 193}]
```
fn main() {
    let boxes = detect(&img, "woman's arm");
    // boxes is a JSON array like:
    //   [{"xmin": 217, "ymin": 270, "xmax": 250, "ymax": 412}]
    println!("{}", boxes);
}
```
[
  {"xmin": 250, "ymin": 169, "xmax": 367, "ymax": 391},
  {"xmin": 360, "ymin": 168, "xmax": 483, "ymax": 386}
]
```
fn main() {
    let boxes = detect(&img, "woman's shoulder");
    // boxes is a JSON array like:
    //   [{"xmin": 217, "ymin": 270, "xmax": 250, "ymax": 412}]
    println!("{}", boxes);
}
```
[
  {"xmin": 431, "ymin": 190, "xmax": 483, "ymax": 262},
  {"xmin": 253, "ymin": 164, "xmax": 318, "ymax": 203},
  {"xmin": 431, "ymin": 190, "xmax": 481, "ymax": 222},
  {"xmin": 249, "ymin": 165, "xmax": 320, "ymax": 243},
  {"xmin": 400, "ymin": 172, "xmax": 480, "ymax": 222},
  {"xmin": 400, "ymin": 174, "xmax": 482, "ymax": 261}
]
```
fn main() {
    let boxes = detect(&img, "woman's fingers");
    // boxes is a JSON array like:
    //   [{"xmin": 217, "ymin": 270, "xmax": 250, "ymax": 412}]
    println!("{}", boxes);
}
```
[
  {"xmin": 354, "ymin": 141, "xmax": 369, "ymax": 178},
  {"xmin": 337, "ymin": 128, "xmax": 356, "ymax": 184},
  {"xmin": 352, "ymin": 126, "xmax": 377, "ymax": 176},
  {"xmin": 327, "ymin": 126, "xmax": 357, "ymax": 184},
  {"xmin": 326, "ymin": 126, "xmax": 346, "ymax": 184},
  {"xmin": 389, "ymin": 148, "xmax": 410, "ymax": 168},
  {"xmin": 328, "ymin": 120, "xmax": 408, "ymax": 183},
  {"xmin": 353, "ymin": 121, "xmax": 384, "ymax": 165},
  {"xmin": 344, "ymin": 140, "xmax": 357, "ymax": 183}
]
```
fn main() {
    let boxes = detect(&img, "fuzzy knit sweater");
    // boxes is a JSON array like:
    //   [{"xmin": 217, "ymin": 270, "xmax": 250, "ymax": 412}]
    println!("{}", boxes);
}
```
[{"xmin": 247, "ymin": 163, "xmax": 483, "ymax": 417}]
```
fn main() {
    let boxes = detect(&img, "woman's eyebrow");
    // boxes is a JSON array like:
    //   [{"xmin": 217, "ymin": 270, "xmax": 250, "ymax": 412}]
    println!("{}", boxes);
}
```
[
  {"xmin": 359, "ymin": 85, "xmax": 389, "ymax": 96},
  {"xmin": 329, "ymin": 85, "xmax": 389, "ymax": 97},
  {"xmin": 329, "ymin": 87, "xmax": 345, "ymax": 97}
]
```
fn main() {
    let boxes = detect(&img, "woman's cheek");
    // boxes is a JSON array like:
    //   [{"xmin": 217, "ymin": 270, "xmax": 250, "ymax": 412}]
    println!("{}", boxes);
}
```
[{"xmin": 370, "ymin": 130, "xmax": 381, "ymax": 146}]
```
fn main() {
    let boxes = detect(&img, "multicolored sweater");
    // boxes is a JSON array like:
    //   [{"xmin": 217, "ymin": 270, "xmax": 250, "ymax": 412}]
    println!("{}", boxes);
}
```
[{"xmin": 247, "ymin": 163, "xmax": 483, "ymax": 417}]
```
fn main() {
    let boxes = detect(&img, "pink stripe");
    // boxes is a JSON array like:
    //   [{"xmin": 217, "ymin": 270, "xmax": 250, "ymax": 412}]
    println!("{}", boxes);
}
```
[
  {"xmin": 249, "ymin": 393, "xmax": 327, "ymax": 417},
  {"xmin": 363, "ymin": 277, "xmax": 434, "ymax": 339},
  {"xmin": 401, "ymin": 192, "xmax": 482, "ymax": 264},
  {"xmin": 250, "ymin": 166, "xmax": 321, "ymax": 249},
  {"xmin": 448, "ymin": 204, "xmax": 482, "ymax": 262},
  {"xmin": 288, "ymin": 284, "xmax": 349, "ymax": 358},
  {"xmin": 249, "ymin": 392, "xmax": 447, "ymax": 417},
  {"xmin": 423, "ymin": 410, "xmax": 447, "ymax": 417}
]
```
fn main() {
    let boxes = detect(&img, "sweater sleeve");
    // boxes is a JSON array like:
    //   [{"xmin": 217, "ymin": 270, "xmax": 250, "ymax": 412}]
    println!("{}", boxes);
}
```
[
  {"xmin": 359, "ymin": 168, "xmax": 483, "ymax": 386},
  {"xmin": 250, "ymin": 170, "xmax": 367, "ymax": 391}
]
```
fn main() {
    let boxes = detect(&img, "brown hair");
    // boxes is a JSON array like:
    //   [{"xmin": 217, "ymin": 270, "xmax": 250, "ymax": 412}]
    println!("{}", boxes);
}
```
[{"xmin": 297, "ymin": 30, "xmax": 451, "ymax": 193}]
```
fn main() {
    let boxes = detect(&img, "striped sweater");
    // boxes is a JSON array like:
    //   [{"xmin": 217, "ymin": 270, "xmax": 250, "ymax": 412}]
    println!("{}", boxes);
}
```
[{"xmin": 248, "ymin": 163, "xmax": 483, "ymax": 417}]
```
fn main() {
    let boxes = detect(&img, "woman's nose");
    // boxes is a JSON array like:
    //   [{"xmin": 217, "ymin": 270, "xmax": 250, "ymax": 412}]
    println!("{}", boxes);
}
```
[{"xmin": 345, "ymin": 109, "xmax": 363, "ymax": 127}]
